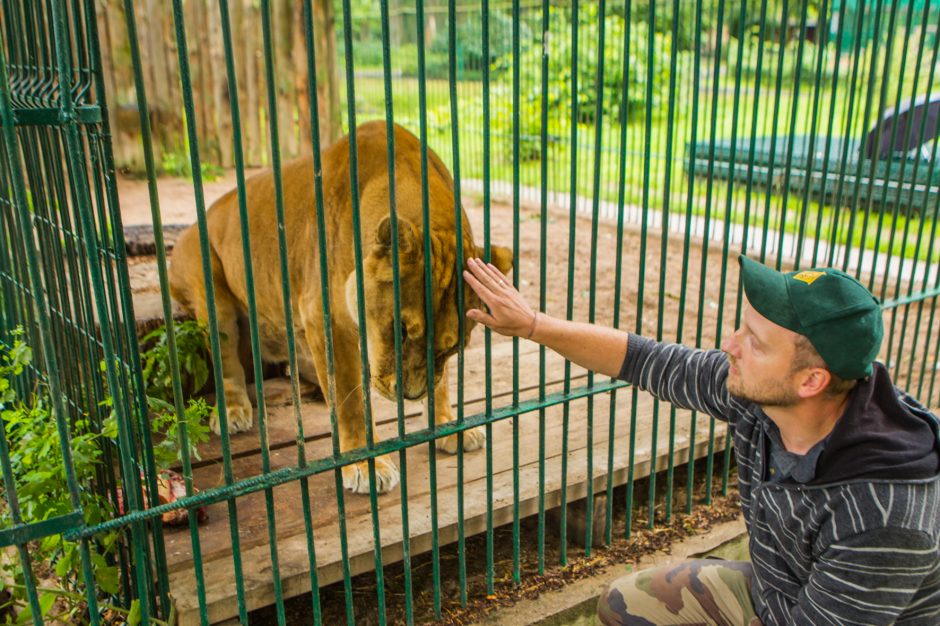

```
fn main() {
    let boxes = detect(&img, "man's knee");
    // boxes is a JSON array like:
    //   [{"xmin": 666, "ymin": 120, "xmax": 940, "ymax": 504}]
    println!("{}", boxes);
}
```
[
  {"xmin": 596, "ymin": 569, "xmax": 654, "ymax": 626},
  {"xmin": 596, "ymin": 559, "xmax": 757, "ymax": 625}
]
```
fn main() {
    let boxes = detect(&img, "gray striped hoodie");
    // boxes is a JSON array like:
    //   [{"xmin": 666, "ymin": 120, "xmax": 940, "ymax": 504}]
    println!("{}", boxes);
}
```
[{"xmin": 619, "ymin": 335, "xmax": 940, "ymax": 625}]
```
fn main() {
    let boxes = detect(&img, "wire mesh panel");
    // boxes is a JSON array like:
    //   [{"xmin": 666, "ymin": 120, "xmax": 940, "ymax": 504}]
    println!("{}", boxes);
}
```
[
  {"xmin": 1, "ymin": 0, "xmax": 939, "ymax": 625},
  {"xmin": 0, "ymin": 1, "xmax": 173, "ymax": 623}
]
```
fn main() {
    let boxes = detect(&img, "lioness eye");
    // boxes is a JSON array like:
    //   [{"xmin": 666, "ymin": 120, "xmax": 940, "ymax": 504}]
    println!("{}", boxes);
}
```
[{"xmin": 400, "ymin": 322, "xmax": 408, "ymax": 342}]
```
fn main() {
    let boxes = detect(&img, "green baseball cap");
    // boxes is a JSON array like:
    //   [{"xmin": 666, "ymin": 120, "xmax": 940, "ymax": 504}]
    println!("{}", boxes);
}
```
[{"xmin": 738, "ymin": 255, "xmax": 883, "ymax": 380}]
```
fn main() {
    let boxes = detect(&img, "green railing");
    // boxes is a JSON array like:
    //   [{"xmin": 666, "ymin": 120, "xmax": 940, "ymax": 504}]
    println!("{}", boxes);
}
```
[{"xmin": 1, "ymin": 0, "xmax": 939, "ymax": 624}]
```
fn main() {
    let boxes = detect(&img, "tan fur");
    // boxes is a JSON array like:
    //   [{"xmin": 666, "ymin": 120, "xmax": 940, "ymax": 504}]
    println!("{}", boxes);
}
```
[{"xmin": 169, "ymin": 122, "xmax": 513, "ymax": 494}]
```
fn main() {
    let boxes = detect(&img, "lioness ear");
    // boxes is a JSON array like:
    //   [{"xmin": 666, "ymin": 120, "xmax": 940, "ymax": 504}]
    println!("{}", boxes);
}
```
[
  {"xmin": 484, "ymin": 245, "xmax": 514, "ymax": 276},
  {"xmin": 374, "ymin": 215, "xmax": 418, "ymax": 258}
]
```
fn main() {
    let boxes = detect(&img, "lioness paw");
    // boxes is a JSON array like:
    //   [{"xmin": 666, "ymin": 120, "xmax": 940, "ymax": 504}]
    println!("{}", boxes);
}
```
[
  {"xmin": 342, "ymin": 457, "xmax": 400, "ymax": 494},
  {"xmin": 435, "ymin": 427, "xmax": 486, "ymax": 454},
  {"xmin": 215, "ymin": 384, "xmax": 253, "ymax": 434}
]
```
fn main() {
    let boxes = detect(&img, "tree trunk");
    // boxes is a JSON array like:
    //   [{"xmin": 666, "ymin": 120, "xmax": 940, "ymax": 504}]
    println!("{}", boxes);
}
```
[
  {"xmin": 312, "ymin": 0, "xmax": 342, "ymax": 147},
  {"xmin": 240, "ymin": 0, "xmax": 263, "ymax": 166},
  {"xmin": 97, "ymin": 0, "xmax": 140, "ymax": 172},
  {"xmin": 294, "ymin": 1, "xmax": 313, "ymax": 155},
  {"xmin": 209, "ymin": 0, "xmax": 232, "ymax": 168},
  {"xmin": 273, "ymin": 0, "xmax": 298, "ymax": 159}
]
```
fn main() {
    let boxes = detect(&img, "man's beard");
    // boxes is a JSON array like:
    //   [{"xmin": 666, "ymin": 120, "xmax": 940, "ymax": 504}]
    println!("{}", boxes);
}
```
[{"xmin": 726, "ymin": 355, "xmax": 801, "ymax": 407}]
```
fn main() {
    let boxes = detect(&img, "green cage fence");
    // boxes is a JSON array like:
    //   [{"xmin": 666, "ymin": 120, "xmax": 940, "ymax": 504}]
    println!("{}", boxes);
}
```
[{"xmin": 1, "ymin": 0, "xmax": 939, "ymax": 624}]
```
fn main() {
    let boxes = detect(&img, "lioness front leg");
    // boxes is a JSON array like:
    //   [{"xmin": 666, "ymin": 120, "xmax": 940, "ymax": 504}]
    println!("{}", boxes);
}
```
[
  {"xmin": 429, "ymin": 367, "xmax": 486, "ymax": 454},
  {"xmin": 194, "ymin": 251, "xmax": 254, "ymax": 434},
  {"xmin": 311, "ymin": 324, "xmax": 400, "ymax": 494}
]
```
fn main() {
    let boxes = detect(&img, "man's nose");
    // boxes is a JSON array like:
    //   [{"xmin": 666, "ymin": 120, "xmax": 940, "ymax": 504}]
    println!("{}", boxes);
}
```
[{"xmin": 721, "ymin": 329, "xmax": 739, "ymax": 355}]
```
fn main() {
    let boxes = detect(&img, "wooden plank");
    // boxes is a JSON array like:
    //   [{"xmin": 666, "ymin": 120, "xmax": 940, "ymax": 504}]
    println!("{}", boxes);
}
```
[
  {"xmin": 162, "ymin": 339, "xmax": 594, "ymax": 566},
  {"xmin": 167, "ymin": 376, "xmax": 729, "ymax": 624}
]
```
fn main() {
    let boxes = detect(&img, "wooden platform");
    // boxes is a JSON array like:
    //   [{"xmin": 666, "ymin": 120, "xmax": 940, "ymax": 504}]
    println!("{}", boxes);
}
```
[{"xmin": 161, "ymin": 336, "xmax": 727, "ymax": 624}]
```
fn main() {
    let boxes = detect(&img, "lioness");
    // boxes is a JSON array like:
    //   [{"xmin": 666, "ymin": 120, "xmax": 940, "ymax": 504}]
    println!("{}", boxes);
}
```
[{"xmin": 169, "ymin": 121, "xmax": 512, "ymax": 494}]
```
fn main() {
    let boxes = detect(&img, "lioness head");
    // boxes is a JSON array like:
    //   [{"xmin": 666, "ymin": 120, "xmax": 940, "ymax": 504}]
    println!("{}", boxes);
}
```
[{"xmin": 345, "ymin": 215, "xmax": 513, "ymax": 401}]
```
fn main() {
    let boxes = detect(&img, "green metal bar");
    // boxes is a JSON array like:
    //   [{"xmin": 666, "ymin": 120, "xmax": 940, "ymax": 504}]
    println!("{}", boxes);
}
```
[
  {"xmin": 623, "ymin": 0, "xmax": 640, "ymax": 538},
  {"xmin": 658, "ymin": 0, "xmax": 680, "ymax": 524},
  {"xmin": 813, "ymin": 0, "xmax": 850, "ymax": 268},
  {"xmin": 52, "ymin": 2, "xmax": 147, "ymax": 621},
  {"xmin": 830, "ymin": 2, "xmax": 873, "ymax": 267},
  {"xmin": 679, "ymin": 0, "xmax": 705, "ymax": 515},
  {"xmin": 606, "ymin": 0, "xmax": 632, "ymax": 540},
  {"xmin": 0, "ymin": 511, "xmax": 86, "ymax": 548},
  {"xmin": 299, "ymin": 1, "xmax": 347, "ymax": 622},
  {"xmin": 881, "ymin": 0, "xmax": 936, "ymax": 378},
  {"xmin": 338, "ymin": 0, "xmax": 386, "ymax": 621},
  {"xmin": 739, "ymin": 0, "xmax": 769, "ymax": 239},
  {"xmin": 759, "ymin": 0, "xmax": 789, "ymax": 265},
  {"xmin": 66, "ymin": 378, "xmax": 633, "ymax": 539},
  {"xmin": 862, "ymin": 0, "xmax": 907, "ymax": 292},
  {"xmin": 774, "ymin": 0, "xmax": 810, "ymax": 258},
  {"xmin": 249, "ymin": 1, "xmax": 298, "ymax": 622},
  {"xmin": 842, "ymin": 0, "xmax": 888, "ymax": 274},
  {"xmin": 511, "ymin": 0, "xmax": 522, "ymax": 577},
  {"xmin": 6, "ymin": 105, "xmax": 100, "ymax": 125},
  {"xmin": 717, "ymin": 0, "xmax": 746, "ymax": 497},
  {"xmin": 85, "ymin": 0, "xmax": 173, "ymax": 606},
  {"xmin": 447, "ymin": 0, "xmax": 469, "ymax": 607},
  {"xmin": 874, "ymin": 0, "xmax": 924, "ymax": 304},
  {"xmin": 560, "ymin": 0, "xmax": 579, "ymax": 557},
  {"xmin": 583, "ymin": 0, "xmax": 606, "ymax": 551},
  {"xmin": 903, "ymin": 10, "xmax": 940, "ymax": 396},
  {"xmin": 119, "ymin": 0, "xmax": 209, "ymax": 619},
  {"xmin": 793, "ymin": 0, "xmax": 831, "ymax": 267},
  {"xmin": 639, "ymin": 0, "xmax": 657, "ymax": 528},
  {"xmin": 0, "ymin": 371, "xmax": 46, "ymax": 623},
  {"xmin": 883, "ymin": 286, "xmax": 940, "ymax": 311},
  {"xmin": 481, "ymin": 0, "xmax": 497, "ymax": 594},
  {"xmin": 377, "ymin": 0, "xmax": 415, "ymax": 620},
  {"xmin": 927, "ymin": 299, "xmax": 940, "ymax": 405},
  {"xmin": 915, "ymin": 173, "xmax": 940, "ymax": 402},
  {"xmin": 88, "ymin": 123, "xmax": 168, "ymax": 620},
  {"xmin": 697, "ymin": 0, "xmax": 726, "ymax": 504},
  {"xmin": 168, "ymin": 1, "xmax": 249, "ymax": 621},
  {"xmin": 412, "ymin": 0, "xmax": 442, "ymax": 614},
  {"xmin": 537, "ymin": 0, "xmax": 550, "ymax": 570}
]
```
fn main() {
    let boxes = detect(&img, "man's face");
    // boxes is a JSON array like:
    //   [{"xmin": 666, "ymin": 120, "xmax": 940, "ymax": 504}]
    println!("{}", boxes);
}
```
[{"xmin": 720, "ymin": 305, "xmax": 805, "ymax": 407}]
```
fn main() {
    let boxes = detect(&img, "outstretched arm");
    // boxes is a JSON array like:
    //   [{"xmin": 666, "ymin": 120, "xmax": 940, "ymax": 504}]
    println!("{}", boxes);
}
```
[{"xmin": 463, "ymin": 257, "xmax": 629, "ymax": 378}]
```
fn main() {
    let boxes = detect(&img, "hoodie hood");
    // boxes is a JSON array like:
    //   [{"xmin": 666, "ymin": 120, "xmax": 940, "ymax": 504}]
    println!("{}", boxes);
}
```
[{"xmin": 811, "ymin": 362, "xmax": 940, "ymax": 485}]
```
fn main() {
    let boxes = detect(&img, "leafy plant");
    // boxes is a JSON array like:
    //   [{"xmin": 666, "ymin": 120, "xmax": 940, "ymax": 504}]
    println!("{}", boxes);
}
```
[
  {"xmin": 139, "ymin": 320, "xmax": 211, "ymax": 403},
  {"xmin": 103, "ymin": 319, "xmax": 214, "ymax": 470},
  {"xmin": 159, "ymin": 148, "xmax": 223, "ymax": 182},
  {"xmin": 430, "ymin": 9, "xmax": 533, "ymax": 77},
  {"xmin": 0, "ymin": 330, "xmax": 119, "ymax": 624},
  {"xmin": 0, "ymin": 321, "xmax": 214, "ymax": 622},
  {"xmin": 102, "ymin": 396, "xmax": 211, "ymax": 469}
]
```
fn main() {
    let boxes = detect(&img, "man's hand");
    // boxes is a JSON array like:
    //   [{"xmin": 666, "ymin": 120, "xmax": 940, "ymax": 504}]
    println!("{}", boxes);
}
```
[
  {"xmin": 463, "ymin": 257, "xmax": 629, "ymax": 377},
  {"xmin": 463, "ymin": 257, "xmax": 538, "ymax": 338}
]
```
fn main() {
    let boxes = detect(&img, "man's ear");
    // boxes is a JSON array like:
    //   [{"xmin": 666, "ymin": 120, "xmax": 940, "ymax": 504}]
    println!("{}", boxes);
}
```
[
  {"xmin": 484, "ymin": 245, "xmax": 514, "ymax": 276},
  {"xmin": 374, "ymin": 215, "xmax": 418, "ymax": 259},
  {"xmin": 798, "ymin": 367, "xmax": 832, "ymax": 399}
]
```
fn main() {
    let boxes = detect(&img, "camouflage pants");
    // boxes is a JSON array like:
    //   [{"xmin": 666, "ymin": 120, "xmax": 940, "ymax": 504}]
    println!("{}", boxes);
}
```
[{"xmin": 597, "ymin": 559, "xmax": 762, "ymax": 626}]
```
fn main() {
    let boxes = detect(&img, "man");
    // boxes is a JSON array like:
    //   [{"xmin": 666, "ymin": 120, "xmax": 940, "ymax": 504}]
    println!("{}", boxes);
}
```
[{"xmin": 463, "ymin": 254, "xmax": 940, "ymax": 625}]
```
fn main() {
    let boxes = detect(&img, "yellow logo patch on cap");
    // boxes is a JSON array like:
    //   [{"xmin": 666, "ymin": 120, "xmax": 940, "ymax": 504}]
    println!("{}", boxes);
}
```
[{"xmin": 792, "ymin": 270, "xmax": 825, "ymax": 285}]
